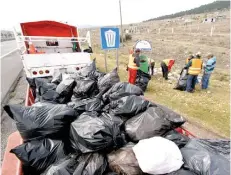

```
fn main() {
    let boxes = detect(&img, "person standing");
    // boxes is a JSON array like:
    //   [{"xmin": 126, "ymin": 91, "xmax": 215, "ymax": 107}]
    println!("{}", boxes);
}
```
[
  {"xmin": 127, "ymin": 49, "xmax": 139, "ymax": 84},
  {"xmin": 148, "ymin": 57, "xmax": 155, "ymax": 75},
  {"xmin": 202, "ymin": 53, "xmax": 216, "ymax": 89},
  {"xmin": 185, "ymin": 52, "xmax": 203, "ymax": 93},
  {"xmin": 161, "ymin": 59, "xmax": 175, "ymax": 80},
  {"xmin": 136, "ymin": 55, "xmax": 149, "ymax": 74},
  {"xmin": 185, "ymin": 54, "xmax": 194, "ymax": 65}
]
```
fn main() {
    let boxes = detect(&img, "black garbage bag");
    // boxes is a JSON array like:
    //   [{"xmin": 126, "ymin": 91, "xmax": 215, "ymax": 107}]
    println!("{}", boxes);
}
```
[
  {"xmin": 51, "ymin": 70, "xmax": 63, "ymax": 85},
  {"xmin": 68, "ymin": 97, "xmax": 104, "ymax": 113},
  {"xmin": 98, "ymin": 68, "xmax": 120, "ymax": 94},
  {"xmin": 70, "ymin": 112, "xmax": 125, "ymax": 153},
  {"xmin": 184, "ymin": 138, "xmax": 230, "ymax": 160},
  {"xmin": 163, "ymin": 130, "xmax": 190, "ymax": 148},
  {"xmin": 107, "ymin": 142, "xmax": 143, "ymax": 175},
  {"xmin": 30, "ymin": 78, "xmax": 57, "ymax": 103},
  {"xmin": 33, "ymin": 78, "xmax": 74, "ymax": 104},
  {"xmin": 76, "ymin": 59, "xmax": 96, "ymax": 77},
  {"xmin": 43, "ymin": 153, "xmax": 107, "ymax": 175},
  {"xmin": 55, "ymin": 79, "xmax": 76, "ymax": 103},
  {"xmin": 103, "ymin": 82, "xmax": 143, "ymax": 103},
  {"xmin": 181, "ymin": 141, "xmax": 230, "ymax": 175},
  {"xmin": 167, "ymin": 168, "xmax": 197, "ymax": 175},
  {"xmin": 73, "ymin": 78, "xmax": 98, "ymax": 99},
  {"xmin": 154, "ymin": 103, "xmax": 186, "ymax": 127},
  {"xmin": 4, "ymin": 104, "xmax": 78, "ymax": 141},
  {"xmin": 89, "ymin": 70, "xmax": 106, "ymax": 81},
  {"xmin": 125, "ymin": 106, "xmax": 172, "ymax": 141},
  {"xmin": 99, "ymin": 113, "xmax": 124, "ymax": 127},
  {"xmin": 26, "ymin": 77, "xmax": 51, "ymax": 99},
  {"xmin": 135, "ymin": 70, "xmax": 151, "ymax": 92},
  {"xmin": 174, "ymin": 68, "xmax": 188, "ymax": 91},
  {"xmin": 10, "ymin": 138, "xmax": 67, "ymax": 173},
  {"xmin": 109, "ymin": 95, "xmax": 151, "ymax": 117}
]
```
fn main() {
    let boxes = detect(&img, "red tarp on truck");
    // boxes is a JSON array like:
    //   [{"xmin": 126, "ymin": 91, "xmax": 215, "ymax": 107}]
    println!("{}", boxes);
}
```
[{"xmin": 20, "ymin": 20, "xmax": 78, "ymax": 37}]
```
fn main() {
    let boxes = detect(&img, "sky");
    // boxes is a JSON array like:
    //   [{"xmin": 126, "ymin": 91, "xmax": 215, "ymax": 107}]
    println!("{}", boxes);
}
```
[{"xmin": 0, "ymin": 0, "xmax": 215, "ymax": 30}]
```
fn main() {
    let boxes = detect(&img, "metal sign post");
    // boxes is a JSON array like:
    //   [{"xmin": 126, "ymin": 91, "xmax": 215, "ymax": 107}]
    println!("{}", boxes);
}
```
[
  {"xmin": 116, "ymin": 49, "xmax": 119, "ymax": 71},
  {"xmin": 100, "ymin": 27, "xmax": 120, "ymax": 72},
  {"xmin": 104, "ymin": 50, "xmax": 108, "ymax": 72}
]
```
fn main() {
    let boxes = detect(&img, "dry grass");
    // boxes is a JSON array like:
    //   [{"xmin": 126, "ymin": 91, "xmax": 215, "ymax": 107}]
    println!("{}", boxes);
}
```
[
  {"xmin": 86, "ymin": 10, "xmax": 230, "ymax": 138},
  {"xmin": 92, "ymin": 50, "xmax": 230, "ymax": 138}
]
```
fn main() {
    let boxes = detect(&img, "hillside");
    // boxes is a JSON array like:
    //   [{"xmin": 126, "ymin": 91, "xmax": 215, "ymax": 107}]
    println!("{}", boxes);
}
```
[{"xmin": 146, "ymin": 1, "xmax": 230, "ymax": 21}]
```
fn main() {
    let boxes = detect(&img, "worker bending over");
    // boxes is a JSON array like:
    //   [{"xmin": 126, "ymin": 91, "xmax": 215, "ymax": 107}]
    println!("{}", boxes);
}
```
[
  {"xmin": 161, "ymin": 59, "xmax": 175, "ymax": 80},
  {"xmin": 202, "ymin": 53, "xmax": 216, "ymax": 89},
  {"xmin": 185, "ymin": 52, "xmax": 203, "ymax": 93}
]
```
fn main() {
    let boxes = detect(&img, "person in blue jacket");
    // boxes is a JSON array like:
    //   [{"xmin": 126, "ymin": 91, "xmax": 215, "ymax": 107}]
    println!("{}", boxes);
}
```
[{"xmin": 202, "ymin": 53, "xmax": 216, "ymax": 89}]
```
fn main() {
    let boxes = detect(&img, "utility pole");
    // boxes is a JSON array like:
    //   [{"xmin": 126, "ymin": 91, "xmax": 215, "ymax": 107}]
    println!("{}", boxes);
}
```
[{"xmin": 119, "ymin": 0, "xmax": 123, "ymax": 46}]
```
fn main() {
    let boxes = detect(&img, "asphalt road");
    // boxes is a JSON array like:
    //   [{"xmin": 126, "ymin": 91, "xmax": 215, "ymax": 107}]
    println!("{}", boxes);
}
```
[
  {"xmin": 1, "ymin": 40, "xmax": 23, "ymax": 102},
  {"xmin": 1, "ymin": 40, "xmax": 24, "ymax": 163},
  {"xmin": 1, "ymin": 40, "xmax": 18, "ymax": 56}
]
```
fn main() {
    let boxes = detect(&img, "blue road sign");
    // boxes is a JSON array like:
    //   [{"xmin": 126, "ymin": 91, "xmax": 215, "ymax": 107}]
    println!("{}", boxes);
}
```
[{"xmin": 100, "ymin": 27, "xmax": 120, "ymax": 50}]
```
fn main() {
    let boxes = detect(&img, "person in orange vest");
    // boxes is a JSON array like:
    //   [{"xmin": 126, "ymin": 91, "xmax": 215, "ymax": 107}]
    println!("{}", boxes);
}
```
[
  {"xmin": 185, "ymin": 52, "xmax": 203, "ymax": 93},
  {"xmin": 161, "ymin": 59, "xmax": 175, "ymax": 80},
  {"xmin": 127, "ymin": 48, "xmax": 139, "ymax": 84}
]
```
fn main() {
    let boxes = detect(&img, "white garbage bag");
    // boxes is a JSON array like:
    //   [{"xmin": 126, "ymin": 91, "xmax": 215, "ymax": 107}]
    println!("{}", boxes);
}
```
[{"xmin": 132, "ymin": 136, "xmax": 183, "ymax": 175}]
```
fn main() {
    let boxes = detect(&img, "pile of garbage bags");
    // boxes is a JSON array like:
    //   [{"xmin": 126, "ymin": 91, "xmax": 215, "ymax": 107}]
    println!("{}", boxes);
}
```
[{"xmin": 4, "ymin": 60, "xmax": 230, "ymax": 175}]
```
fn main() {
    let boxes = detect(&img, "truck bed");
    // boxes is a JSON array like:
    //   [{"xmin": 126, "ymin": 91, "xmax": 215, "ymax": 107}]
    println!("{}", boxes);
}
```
[{"xmin": 1, "ymin": 85, "xmax": 195, "ymax": 175}]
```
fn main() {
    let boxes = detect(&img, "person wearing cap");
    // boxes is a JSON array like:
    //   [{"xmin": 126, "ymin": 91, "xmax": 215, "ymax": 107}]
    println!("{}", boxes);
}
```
[
  {"xmin": 127, "ymin": 49, "xmax": 139, "ymax": 84},
  {"xmin": 161, "ymin": 59, "xmax": 175, "ymax": 80},
  {"xmin": 201, "ymin": 53, "xmax": 216, "ymax": 89},
  {"xmin": 185, "ymin": 52, "xmax": 203, "ymax": 93}
]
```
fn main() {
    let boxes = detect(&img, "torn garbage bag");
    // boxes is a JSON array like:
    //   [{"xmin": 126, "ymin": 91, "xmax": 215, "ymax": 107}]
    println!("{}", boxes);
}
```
[
  {"xmin": 181, "ymin": 145, "xmax": 230, "ymax": 175},
  {"xmin": 98, "ymin": 68, "xmax": 120, "ymax": 94},
  {"xmin": 163, "ymin": 130, "xmax": 189, "ymax": 148},
  {"xmin": 10, "ymin": 138, "xmax": 67, "ymax": 173},
  {"xmin": 68, "ymin": 97, "xmax": 104, "ymax": 113},
  {"xmin": 107, "ymin": 142, "xmax": 143, "ymax": 175},
  {"xmin": 70, "ymin": 112, "xmax": 125, "ymax": 153},
  {"xmin": 174, "ymin": 68, "xmax": 188, "ymax": 91},
  {"xmin": 109, "ymin": 95, "xmax": 150, "ymax": 117},
  {"xmin": 133, "ymin": 136, "xmax": 183, "ymax": 175},
  {"xmin": 154, "ymin": 103, "xmax": 186, "ymax": 127},
  {"xmin": 43, "ymin": 153, "xmax": 107, "ymax": 175},
  {"xmin": 125, "ymin": 107, "xmax": 172, "ymax": 141},
  {"xmin": 73, "ymin": 79, "xmax": 98, "ymax": 99},
  {"xmin": 135, "ymin": 70, "xmax": 151, "ymax": 92},
  {"xmin": 4, "ymin": 104, "xmax": 78, "ymax": 141},
  {"xmin": 103, "ymin": 82, "xmax": 143, "ymax": 102}
]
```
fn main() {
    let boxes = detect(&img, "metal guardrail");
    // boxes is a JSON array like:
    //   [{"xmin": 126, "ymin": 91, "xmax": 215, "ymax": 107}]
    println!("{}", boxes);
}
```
[{"xmin": 1, "ymin": 38, "xmax": 15, "ymax": 42}]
